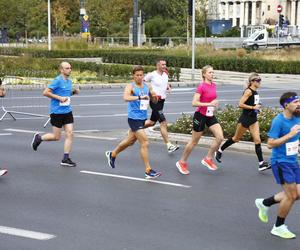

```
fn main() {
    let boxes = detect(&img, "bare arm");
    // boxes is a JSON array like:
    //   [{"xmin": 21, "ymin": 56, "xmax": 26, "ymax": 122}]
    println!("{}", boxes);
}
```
[
  {"xmin": 267, "ymin": 125, "xmax": 300, "ymax": 149},
  {"xmin": 239, "ymin": 89, "xmax": 260, "ymax": 110},
  {"xmin": 148, "ymin": 84, "xmax": 158, "ymax": 103},
  {"xmin": 43, "ymin": 88, "xmax": 68, "ymax": 103},
  {"xmin": 123, "ymin": 84, "xmax": 143, "ymax": 102}
]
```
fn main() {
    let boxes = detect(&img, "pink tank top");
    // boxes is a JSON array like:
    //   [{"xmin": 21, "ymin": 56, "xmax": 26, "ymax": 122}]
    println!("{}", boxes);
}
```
[{"xmin": 196, "ymin": 82, "xmax": 217, "ymax": 117}]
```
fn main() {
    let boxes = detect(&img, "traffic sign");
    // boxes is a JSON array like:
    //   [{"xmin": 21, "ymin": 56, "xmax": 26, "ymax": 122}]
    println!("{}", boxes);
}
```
[{"xmin": 277, "ymin": 5, "xmax": 282, "ymax": 13}]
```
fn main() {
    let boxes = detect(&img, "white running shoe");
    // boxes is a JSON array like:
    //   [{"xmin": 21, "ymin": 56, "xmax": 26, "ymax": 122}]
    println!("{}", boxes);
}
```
[
  {"xmin": 255, "ymin": 198, "xmax": 269, "ymax": 223},
  {"xmin": 271, "ymin": 224, "xmax": 296, "ymax": 239},
  {"xmin": 0, "ymin": 169, "xmax": 8, "ymax": 176},
  {"xmin": 167, "ymin": 144, "xmax": 179, "ymax": 153}
]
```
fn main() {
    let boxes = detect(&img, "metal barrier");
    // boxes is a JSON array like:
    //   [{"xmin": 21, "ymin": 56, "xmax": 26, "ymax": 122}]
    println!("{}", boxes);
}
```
[{"xmin": 0, "ymin": 76, "xmax": 51, "ymax": 127}]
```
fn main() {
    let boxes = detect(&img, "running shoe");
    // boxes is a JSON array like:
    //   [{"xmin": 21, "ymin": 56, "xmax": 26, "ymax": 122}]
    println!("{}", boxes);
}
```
[
  {"xmin": 214, "ymin": 150, "xmax": 222, "ymax": 163},
  {"xmin": 0, "ymin": 169, "xmax": 8, "ymax": 176},
  {"xmin": 168, "ymin": 144, "xmax": 179, "ymax": 153},
  {"xmin": 145, "ymin": 169, "xmax": 161, "ymax": 179},
  {"xmin": 60, "ymin": 158, "xmax": 76, "ymax": 167},
  {"xmin": 258, "ymin": 161, "xmax": 271, "ymax": 172},
  {"xmin": 31, "ymin": 133, "xmax": 42, "ymax": 151},
  {"xmin": 105, "ymin": 151, "xmax": 116, "ymax": 168},
  {"xmin": 255, "ymin": 198, "xmax": 269, "ymax": 223},
  {"xmin": 176, "ymin": 160, "xmax": 190, "ymax": 175},
  {"xmin": 201, "ymin": 157, "xmax": 218, "ymax": 171},
  {"xmin": 271, "ymin": 224, "xmax": 296, "ymax": 239}
]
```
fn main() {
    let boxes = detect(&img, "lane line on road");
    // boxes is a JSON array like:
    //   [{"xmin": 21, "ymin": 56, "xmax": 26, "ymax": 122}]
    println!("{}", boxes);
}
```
[
  {"xmin": 4, "ymin": 128, "xmax": 119, "ymax": 140},
  {"xmin": 0, "ymin": 226, "xmax": 56, "ymax": 240},
  {"xmin": 4, "ymin": 128, "xmax": 38, "ymax": 134},
  {"xmin": 80, "ymin": 170, "xmax": 191, "ymax": 188},
  {"xmin": 0, "ymin": 133, "xmax": 12, "ymax": 136},
  {"xmin": 75, "ymin": 135, "xmax": 117, "ymax": 140}
]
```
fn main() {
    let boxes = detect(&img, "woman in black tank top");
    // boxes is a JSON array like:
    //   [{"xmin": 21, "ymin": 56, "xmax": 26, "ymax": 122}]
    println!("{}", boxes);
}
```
[{"xmin": 215, "ymin": 73, "xmax": 270, "ymax": 172}]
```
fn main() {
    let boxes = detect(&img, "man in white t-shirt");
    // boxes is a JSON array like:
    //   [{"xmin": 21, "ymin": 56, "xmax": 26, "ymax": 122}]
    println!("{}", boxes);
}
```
[{"xmin": 144, "ymin": 59, "xmax": 179, "ymax": 153}]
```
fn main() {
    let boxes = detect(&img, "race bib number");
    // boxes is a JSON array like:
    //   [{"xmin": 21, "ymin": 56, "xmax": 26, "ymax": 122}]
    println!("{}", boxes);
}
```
[
  {"xmin": 206, "ymin": 106, "xmax": 215, "ymax": 117},
  {"xmin": 254, "ymin": 94, "xmax": 260, "ymax": 105},
  {"xmin": 140, "ymin": 99, "xmax": 149, "ymax": 110},
  {"xmin": 59, "ymin": 97, "xmax": 71, "ymax": 106},
  {"xmin": 286, "ymin": 141, "xmax": 299, "ymax": 156}
]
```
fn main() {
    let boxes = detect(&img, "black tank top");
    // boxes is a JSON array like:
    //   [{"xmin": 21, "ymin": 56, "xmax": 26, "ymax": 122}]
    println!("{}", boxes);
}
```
[{"xmin": 242, "ymin": 87, "xmax": 258, "ymax": 116}]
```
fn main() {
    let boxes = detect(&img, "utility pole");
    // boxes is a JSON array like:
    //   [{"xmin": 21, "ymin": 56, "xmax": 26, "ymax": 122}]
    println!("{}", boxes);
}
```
[
  {"xmin": 133, "ymin": 0, "xmax": 138, "ymax": 46},
  {"xmin": 48, "ymin": 0, "xmax": 51, "ymax": 51}
]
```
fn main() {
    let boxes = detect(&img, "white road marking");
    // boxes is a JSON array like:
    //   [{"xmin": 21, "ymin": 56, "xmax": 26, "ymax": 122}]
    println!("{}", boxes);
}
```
[
  {"xmin": 4, "ymin": 128, "xmax": 39, "ymax": 134},
  {"xmin": 0, "ymin": 226, "xmax": 55, "ymax": 240},
  {"xmin": 0, "ymin": 133, "xmax": 12, "ymax": 136},
  {"xmin": 4, "ymin": 128, "xmax": 118, "ymax": 140},
  {"xmin": 81, "ymin": 170, "xmax": 191, "ymax": 188},
  {"xmin": 73, "ymin": 129, "xmax": 101, "ymax": 133},
  {"xmin": 75, "ymin": 135, "xmax": 117, "ymax": 140}
]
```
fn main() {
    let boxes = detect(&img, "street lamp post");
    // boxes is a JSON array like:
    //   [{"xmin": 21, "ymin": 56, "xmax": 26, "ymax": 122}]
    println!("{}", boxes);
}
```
[
  {"xmin": 191, "ymin": 0, "xmax": 195, "ymax": 82},
  {"xmin": 48, "ymin": 0, "xmax": 51, "ymax": 51},
  {"xmin": 133, "ymin": 0, "xmax": 138, "ymax": 47}
]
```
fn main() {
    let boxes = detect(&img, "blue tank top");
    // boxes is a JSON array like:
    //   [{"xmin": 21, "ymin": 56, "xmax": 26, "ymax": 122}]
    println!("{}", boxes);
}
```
[{"xmin": 128, "ymin": 83, "xmax": 149, "ymax": 120}]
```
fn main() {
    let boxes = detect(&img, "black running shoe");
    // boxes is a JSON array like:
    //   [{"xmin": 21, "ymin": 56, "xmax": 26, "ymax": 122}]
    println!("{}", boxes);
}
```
[
  {"xmin": 215, "ymin": 150, "xmax": 222, "ymax": 163},
  {"xmin": 105, "ymin": 151, "xmax": 116, "ymax": 168},
  {"xmin": 258, "ymin": 162, "xmax": 271, "ymax": 172},
  {"xmin": 31, "ymin": 133, "xmax": 42, "ymax": 151},
  {"xmin": 61, "ymin": 158, "xmax": 76, "ymax": 167}
]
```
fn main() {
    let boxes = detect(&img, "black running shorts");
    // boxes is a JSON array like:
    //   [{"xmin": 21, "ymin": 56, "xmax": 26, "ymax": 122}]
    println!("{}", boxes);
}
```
[
  {"xmin": 50, "ymin": 111, "xmax": 74, "ymax": 128},
  {"xmin": 150, "ymin": 99, "xmax": 166, "ymax": 123},
  {"xmin": 238, "ymin": 113, "xmax": 257, "ymax": 128},
  {"xmin": 193, "ymin": 112, "xmax": 219, "ymax": 132}
]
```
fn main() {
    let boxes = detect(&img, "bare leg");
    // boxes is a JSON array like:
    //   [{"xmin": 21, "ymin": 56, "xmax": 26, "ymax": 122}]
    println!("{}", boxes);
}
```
[
  {"xmin": 41, "ymin": 126, "xmax": 62, "ymax": 141},
  {"xmin": 112, "ymin": 130, "xmax": 137, "ymax": 157},
  {"xmin": 134, "ymin": 129, "xmax": 151, "ymax": 171},
  {"xmin": 206, "ymin": 123, "xmax": 224, "ymax": 159},
  {"xmin": 232, "ymin": 123, "xmax": 248, "ymax": 142},
  {"xmin": 277, "ymin": 183, "xmax": 298, "ymax": 218},
  {"xmin": 63, "ymin": 123, "xmax": 73, "ymax": 153},
  {"xmin": 159, "ymin": 120, "xmax": 169, "ymax": 144},
  {"xmin": 180, "ymin": 131, "xmax": 203, "ymax": 162}
]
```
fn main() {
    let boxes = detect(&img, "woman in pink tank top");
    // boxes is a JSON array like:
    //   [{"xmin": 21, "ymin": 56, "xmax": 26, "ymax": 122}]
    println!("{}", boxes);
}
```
[{"xmin": 176, "ymin": 65, "xmax": 224, "ymax": 174}]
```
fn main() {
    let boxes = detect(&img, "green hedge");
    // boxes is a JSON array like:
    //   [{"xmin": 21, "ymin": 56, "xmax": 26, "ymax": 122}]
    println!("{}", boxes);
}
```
[
  {"xmin": 0, "ymin": 57, "xmax": 183, "ymax": 82},
  {"xmin": 1, "ymin": 47, "xmax": 300, "ymax": 74},
  {"xmin": 168, "ymin": 105, "xmax": 280, "ymax": 142}
]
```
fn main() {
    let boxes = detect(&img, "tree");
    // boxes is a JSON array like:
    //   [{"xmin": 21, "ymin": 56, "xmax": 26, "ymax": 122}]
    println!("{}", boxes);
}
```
[{"xmin": 86, "ymin": 0, "xmax": 132, "ymax": 37}]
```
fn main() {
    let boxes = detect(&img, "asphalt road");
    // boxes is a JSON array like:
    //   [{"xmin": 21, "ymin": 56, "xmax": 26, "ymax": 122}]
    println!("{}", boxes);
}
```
[{"xmin": 0, "ymin": 84, "xmax": 299, "ymax": 249}]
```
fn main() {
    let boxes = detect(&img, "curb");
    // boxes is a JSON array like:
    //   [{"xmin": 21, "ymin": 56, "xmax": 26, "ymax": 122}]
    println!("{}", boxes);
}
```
[{"xmin": 145, "ymin": 126, "xmax": 272, "ymax": 155}]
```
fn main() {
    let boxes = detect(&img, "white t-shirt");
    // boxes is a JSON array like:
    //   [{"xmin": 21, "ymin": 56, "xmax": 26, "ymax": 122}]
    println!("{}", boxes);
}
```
[{"xmin": 144, "ymin": 70, "xmax": 168, "ymax": 99}]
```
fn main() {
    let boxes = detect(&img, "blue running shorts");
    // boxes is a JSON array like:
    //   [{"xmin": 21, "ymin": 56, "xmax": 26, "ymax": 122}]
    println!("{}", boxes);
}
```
[{"xmin": 271, "ymin": 162, "xmax": 300, "ymax": 185}]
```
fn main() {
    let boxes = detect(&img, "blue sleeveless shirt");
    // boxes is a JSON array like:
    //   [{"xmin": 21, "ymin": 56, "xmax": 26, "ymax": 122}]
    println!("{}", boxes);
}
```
[{"xmin": 128, "ymin": 83, "xmax": 149, "ymax": 120}]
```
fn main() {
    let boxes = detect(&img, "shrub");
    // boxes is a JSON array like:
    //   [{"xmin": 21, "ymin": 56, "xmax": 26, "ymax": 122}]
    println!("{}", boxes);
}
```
[{"xmin": 168, "ymin": 105, "xmax": 281, "ymax": 143}]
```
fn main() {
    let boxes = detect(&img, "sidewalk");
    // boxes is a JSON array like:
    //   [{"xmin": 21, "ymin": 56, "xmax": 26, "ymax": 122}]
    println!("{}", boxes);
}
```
[{"xmin": 145, "ymin": 126, "xmax": 271, "ymax": 155}]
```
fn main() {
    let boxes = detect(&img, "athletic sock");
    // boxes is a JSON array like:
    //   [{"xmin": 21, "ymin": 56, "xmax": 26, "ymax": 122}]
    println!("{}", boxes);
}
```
[
  {"xmin": 38, "ymin": 134, "xmax": 43, "ymax": 142},
  {"xmin": 275, "ymin": 216, "xmax": 285, "ymax": 227},
  {"xmin": 262, "ymin": 196, "xmax": 278, "ymax": 207},
  {"xmin": 166, "ymin": 142, "xmax": 172, "ymax": 148},
  {"xmin": 63, "ymin": 153, "xmax": 69, "ymax": 160},
  {"xmin": 220, "ymin": 138, "xmax": 235, "ymax": 151},
  {"xmin": 255, "ymin": 144, "xmax": 264, "ymax": 162}
]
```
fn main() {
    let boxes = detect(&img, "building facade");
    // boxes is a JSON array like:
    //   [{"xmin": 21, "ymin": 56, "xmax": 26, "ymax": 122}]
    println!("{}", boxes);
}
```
[{"xmin": 218, "ymin": 0, "xmax": 300, "ymax": 27}]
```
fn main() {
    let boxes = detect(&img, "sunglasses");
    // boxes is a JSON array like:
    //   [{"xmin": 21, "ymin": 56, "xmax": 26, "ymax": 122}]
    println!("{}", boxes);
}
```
[{"xmin": 253, "ymin": 78, "xmax": 261, "ymax": 82}]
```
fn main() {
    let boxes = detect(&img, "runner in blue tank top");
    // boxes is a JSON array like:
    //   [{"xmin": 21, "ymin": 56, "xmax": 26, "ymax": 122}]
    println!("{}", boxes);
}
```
[
  {"xmin": 255, "ymin": 92, "xmax": 300, "ymax": 239},
  {"xmin": 105, "ymin": 66, "xmax": 161, "ymax": 179}
]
